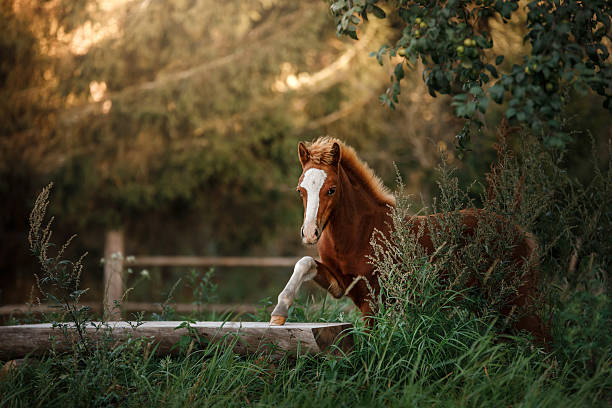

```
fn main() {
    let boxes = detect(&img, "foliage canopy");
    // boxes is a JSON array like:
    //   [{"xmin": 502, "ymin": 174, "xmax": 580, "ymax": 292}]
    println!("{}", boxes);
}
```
[{"xmin": 331, "ymin": 0, "xmax": 612, "ymax": 149}]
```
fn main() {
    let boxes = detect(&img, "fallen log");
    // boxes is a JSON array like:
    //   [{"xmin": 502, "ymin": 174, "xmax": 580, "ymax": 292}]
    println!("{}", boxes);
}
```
[{"xmin": 0, "ymin": 321, "xmax": 354, "ymax": 360}]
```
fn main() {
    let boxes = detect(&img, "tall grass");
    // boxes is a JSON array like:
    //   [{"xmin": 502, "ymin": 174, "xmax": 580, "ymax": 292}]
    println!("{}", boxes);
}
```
[
  {"xmin": 2, "ymin": 301, "xmax": 609, "ymax": 407},
  {"xmin": 1, "ymin": 132, "xmax": 610, "ymax": 407}
]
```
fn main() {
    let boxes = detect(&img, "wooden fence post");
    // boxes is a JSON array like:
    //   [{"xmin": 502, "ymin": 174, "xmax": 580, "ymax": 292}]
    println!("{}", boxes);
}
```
[{"xmin": 103, "ymin": 229, "xmax": 124, "ymax": 320}]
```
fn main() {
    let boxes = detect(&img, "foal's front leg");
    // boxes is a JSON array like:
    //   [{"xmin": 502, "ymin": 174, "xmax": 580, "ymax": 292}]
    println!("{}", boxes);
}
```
[{"xmin": 270, "ymin": 256, "xmax": 318, "ymax": 325}]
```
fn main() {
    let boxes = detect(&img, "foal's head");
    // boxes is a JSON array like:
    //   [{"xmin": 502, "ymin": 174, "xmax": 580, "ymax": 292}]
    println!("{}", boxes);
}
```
[{"xmin": 296, "ymin": 141, "xmax": 341, "ymax": 245}]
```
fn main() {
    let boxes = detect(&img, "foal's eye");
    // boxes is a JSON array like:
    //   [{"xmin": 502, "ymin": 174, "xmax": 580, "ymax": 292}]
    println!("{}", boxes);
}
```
[
  {"xmin": 327, "ymin": 186, "xmax": 336, "ymax": 196},
  {"xmin": 297, "ymin": 189, "xmax": 303, "ymax": 197}
]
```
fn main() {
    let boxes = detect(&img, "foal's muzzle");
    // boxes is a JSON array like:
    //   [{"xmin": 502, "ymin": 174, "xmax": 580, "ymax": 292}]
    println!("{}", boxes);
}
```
[{"xmin": 301, "ymin": 224, "xmax": 320, "ymax": 245}]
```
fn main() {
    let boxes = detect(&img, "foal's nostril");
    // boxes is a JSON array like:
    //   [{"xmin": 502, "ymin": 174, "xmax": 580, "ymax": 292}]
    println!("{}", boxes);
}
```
[
  {"xmin": 301, "ymin": 227, "xmax": 305, "ymax": 238},
  {"xmin": 314, "ymin": 229, "xmax": 319, "ymax": 238}
]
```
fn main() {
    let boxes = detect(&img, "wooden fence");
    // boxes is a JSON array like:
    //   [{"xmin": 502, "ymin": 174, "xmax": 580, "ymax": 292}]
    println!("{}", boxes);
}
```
[
  {"xmin": 100, "ymin": 230, "xmax": 302, "ymax": 319},
  {"xmin": 0, "ymin": 230, "xmax": 304, "ymax": 319}
]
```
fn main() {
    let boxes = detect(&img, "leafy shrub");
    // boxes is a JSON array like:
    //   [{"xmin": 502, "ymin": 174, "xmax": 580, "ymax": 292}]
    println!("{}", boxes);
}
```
[
  {"xmin": 368, "ymin": 125, "xmax": 611, "ymax": 376},
  {"xmin": 370, "ymin": 125, "xmax": 552, "ymax": 342}
]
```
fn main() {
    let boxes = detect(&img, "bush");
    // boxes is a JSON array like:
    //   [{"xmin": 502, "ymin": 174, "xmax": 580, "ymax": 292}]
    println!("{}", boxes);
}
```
[
  {"xmin": 370, "ymin": 125, "xmax": 551, "ymax": 342},
  {"xmin": 367, "ymin": 125, "xmax": 611, "ymax": 376}
]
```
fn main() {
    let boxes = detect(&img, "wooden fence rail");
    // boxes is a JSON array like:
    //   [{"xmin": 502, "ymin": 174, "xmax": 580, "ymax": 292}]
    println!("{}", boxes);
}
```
[
  {"xmin": 0, "ymin": 302, "xmax": 259, "ymax": 316},
  {"xmin": 128, "ymin": 256, "xmax": 299, "ymax": 268}
]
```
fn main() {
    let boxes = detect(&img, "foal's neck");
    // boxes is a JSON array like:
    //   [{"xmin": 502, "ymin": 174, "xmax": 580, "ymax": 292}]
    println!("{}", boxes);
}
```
[{"xmin": 332, "ymin": 166, "xmax": 391, "ymax": 235}]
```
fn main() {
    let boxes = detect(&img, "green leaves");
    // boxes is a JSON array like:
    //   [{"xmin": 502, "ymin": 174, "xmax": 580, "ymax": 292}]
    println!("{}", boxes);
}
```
[
  {"xmin": 478, "ymin": 97, "xmax": 489, "ymax": 113},
  {"xmin": 330, "ymin": 0, "xmax": 612, "ymax": 150},
  {"xmin": 370, "ymin": 45, "xmax": 388, "ymax": 66},
  {"xmin": 394, "ymin": 63, "xmax": 404, "ymax": 81},
  {"xmin": 490, "ymin": 83, "xmax": 505, "ymax": 104},
  {"xmin": 370, "ymin": 5, "xmax": 386, "ymax": 19},
  {"xmin": 332, "ymin": 0, "xmax": 386, "ymax": 38}
]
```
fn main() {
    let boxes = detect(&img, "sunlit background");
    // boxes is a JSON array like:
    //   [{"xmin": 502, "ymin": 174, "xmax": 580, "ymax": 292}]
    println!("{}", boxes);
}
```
[{"xmin": 1, "ymin": 0, "xmax": 610, "ymax": 314}]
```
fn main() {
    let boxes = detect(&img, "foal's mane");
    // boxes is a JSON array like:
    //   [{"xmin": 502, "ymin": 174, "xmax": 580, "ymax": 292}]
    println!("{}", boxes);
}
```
[{"xmin": 306, "ymin": 136, "xmax": 396, "ymax": 206}]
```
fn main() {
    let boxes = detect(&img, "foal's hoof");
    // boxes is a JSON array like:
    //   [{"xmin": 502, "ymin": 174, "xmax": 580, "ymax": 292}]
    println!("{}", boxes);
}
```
[{"xmin": 269, "ymin": 315, "xmax": 286, "ymax": 326}]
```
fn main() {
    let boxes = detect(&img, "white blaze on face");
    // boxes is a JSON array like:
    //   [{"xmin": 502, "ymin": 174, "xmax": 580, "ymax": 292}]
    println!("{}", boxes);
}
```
[{"xmin": 300, "ymin": 168, "xmax": 327, "ymax": 240}]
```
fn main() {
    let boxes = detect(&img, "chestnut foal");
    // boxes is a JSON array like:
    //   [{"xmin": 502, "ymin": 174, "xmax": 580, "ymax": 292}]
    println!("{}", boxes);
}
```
[{"xmin": 270, "ymin": 137, "xmax": 549, "ymax": 345}]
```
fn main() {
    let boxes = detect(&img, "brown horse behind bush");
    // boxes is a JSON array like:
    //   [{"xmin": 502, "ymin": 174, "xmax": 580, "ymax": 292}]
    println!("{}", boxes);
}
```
[{"xmin": 270, "ymin": 137, "xmax": 550, "ymax": 346}]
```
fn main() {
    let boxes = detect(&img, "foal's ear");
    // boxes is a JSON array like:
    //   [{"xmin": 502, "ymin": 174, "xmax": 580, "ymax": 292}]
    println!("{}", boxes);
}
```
[
  {"xmin": 330, "ymin": 142, "xmax": 341, "ymax": 167},
  {"xmin": 298, "ymin": 142, "xmax": 310, "ymax": 167}
]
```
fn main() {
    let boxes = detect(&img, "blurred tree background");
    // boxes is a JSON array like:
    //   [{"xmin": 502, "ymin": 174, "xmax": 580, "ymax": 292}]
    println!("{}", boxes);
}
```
[{"xmin": 0, "ymin": 0, "xmax": 609, "ymax": 306}]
